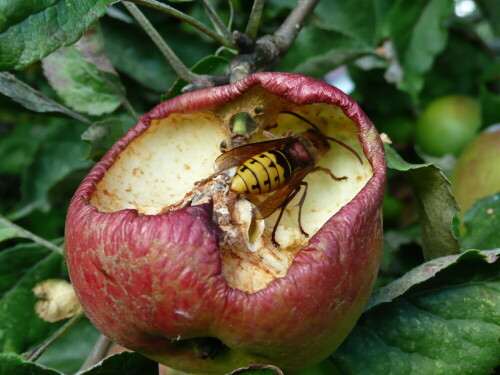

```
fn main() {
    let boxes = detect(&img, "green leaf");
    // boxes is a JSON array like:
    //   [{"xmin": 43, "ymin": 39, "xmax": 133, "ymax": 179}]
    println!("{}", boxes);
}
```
[
  {"xmin": 81, "ymin": 119, "xmax": 127, "ymax": 160},
  {"xmin": 0, "ymin": 353, "xmax": 61, "ymax": 375},
  {"xmin": 0, "ymin": 113, "xmax": 47, "ymax": 175},
  {"xmin": 0, "ymin": 244, "xmax": 50, "ymax": 299},
  {"xmin": 163, "ymin": 55, "xmax": 230, "ymax": 101},
  {"xmin": 480, "ymin": 62, "xmax": 500, "ymax": 127},
  {"xmin": 332, "ymin": 249, "xmax": 500, "ymax": 375},
  {"xmin": 0, "ymin": 0, "xmax": 116, "ymax": 70},
  {"xmin": 277, "ymin": 26, "xmax": 374, "ymax": 78},
  {"xmin": 0, "ymin": 251, "xmax": 66, "ymax": 354},
  {"xmin": 300, "ymin": 359, "xmax": 341, "ymax": 375},
  {"xmin": 42, "ymin": 31, "xmax": 123, "ymax": 116},
  {"xmin": 79, "ymin": 351, "xmax": 159, "ymax": 375},
  {"xmin": 12, "ymin": 121, "xmax": 93, "ymax": 219},
  {"xmin": 367, "ymin": 249, "xmax": 498, "ymax": 310},
  {"xmin": 407, "ymin": 165, "xmax": 460, "ymax": 259},
  {"xmin": 385, "ymin": 144, "xmax": 460, "ymax": 259},
  {"xmin": 460, "ymin": 193, "xmax": 500, "ymax": 251},
  {"xmin": 480, "ymin": 84, "xmax": 500, "ymax": 128},
  {"xmin": 314, "ymin": 0, "xmax": 384, "ymax": 46},
  {"xmin": 376, "ymin": 227, "xmax": 423, "ymax": 289},
  {"xmin": 0, "ymin": 73, "xmax": 91, "ymax": 125},
  {"xmin": 387, "ymin": 0, "xmax": 454, "ymax": 100},
  {"xmin": 37, "ymin": 318, "xmax": 100, "ymax": 373},
  {"xmin": 475, "ymin": 0, "xmax": 500, "ymax": 36}
]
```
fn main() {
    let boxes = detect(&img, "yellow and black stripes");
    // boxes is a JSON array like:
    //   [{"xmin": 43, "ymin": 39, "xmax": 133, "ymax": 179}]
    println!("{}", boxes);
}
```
[{"xmin": 231, "ymin": 150, "xmax": 293, "ymax": 195}]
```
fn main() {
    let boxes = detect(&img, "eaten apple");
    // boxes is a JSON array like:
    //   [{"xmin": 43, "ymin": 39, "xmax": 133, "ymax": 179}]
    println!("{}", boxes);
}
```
[{"xmin": 65, "ymin": 73, "xmax": 386, "ymax": 374}]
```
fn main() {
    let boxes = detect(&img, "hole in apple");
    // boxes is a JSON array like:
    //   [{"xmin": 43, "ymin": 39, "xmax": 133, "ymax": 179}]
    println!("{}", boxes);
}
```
[
  {"xmin": 88, "ymin": 88, "xmax": 374, "ymax": 293},
  {"xmin": 230, "ymin": 112, "xmax": 257, "ymax": 134}
]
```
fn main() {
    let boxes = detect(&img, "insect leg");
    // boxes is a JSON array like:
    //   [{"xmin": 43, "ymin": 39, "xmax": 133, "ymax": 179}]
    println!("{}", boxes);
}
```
[
  {"xmin": 311, "ymin": 166, "xmax": 348, "ymax": 181},
  {"xmin": 271, "ymin": 185, "xmax": 303, "ymax": 247},
  {"xmin": 296, "ymin": 182, "xmax": 309, "ymax": 238},
  {"xmin": 263, "ymin": 130, "xmax": 278, "ymax": 140}
]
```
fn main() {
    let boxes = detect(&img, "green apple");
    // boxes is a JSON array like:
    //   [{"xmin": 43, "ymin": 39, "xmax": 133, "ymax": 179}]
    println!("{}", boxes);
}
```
[{"xmin": 415, "ymin": 95, "xmax": 481, "ymax": 157}]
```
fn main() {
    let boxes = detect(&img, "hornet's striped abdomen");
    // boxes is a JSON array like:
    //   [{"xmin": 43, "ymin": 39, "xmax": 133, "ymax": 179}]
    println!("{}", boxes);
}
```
[{"xmin": 231, "ymin": 150, "xmax": 292, "ymax": 195}]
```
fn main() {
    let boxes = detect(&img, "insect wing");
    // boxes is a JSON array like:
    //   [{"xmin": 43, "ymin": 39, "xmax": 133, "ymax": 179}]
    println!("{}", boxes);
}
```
[
  {"xmin": 214, "ymin": 138, "xmax": 291, "ymax": 173},
  {"xmin": 253, "ymin": 168, "xmax": 310, "ymax": 219}
]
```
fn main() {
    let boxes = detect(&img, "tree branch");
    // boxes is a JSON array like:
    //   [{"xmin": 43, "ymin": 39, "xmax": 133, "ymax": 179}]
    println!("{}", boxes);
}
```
[
  {"xmin": 127, "ymin": 0, "xmax": 237, "ymax": 49},
  {"xmin": 123, "ymin": 2, "xmax": 199, "ymax": 83},
  {"xmin": 184, "ymin": 0, "xmax": 319, "ymax": 87},
  {"xmin": 273, "ymin": 0, "xmax": 319, "ymax": 52}
]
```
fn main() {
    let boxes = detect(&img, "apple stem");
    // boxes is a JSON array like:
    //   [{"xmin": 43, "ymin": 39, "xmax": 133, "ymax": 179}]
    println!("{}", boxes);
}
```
[{"xmin": 232, "ymin": 113, "xmax": 249, "ymax": 133}]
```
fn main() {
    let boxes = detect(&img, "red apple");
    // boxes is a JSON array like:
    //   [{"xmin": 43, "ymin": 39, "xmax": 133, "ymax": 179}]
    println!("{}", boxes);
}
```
[{"xmin": 65, "ymin": 73, "xmax": 386, "ymax": 374}]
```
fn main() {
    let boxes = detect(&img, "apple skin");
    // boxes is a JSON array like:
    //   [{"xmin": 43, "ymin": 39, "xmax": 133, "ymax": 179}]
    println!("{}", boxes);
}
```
[
  {"xmin": 452, "ymin": 124, "xmax": 500, "ymax": 215},
  {"xmin": 65, "ymin": 73, "xmax": 386, "ymax": 374}
]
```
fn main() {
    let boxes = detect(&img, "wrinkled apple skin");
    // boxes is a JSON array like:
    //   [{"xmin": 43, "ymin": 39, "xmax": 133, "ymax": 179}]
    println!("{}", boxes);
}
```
[
  {"xmin": 65, "ymin": 73, "xmax": 386, "ymax": 374},
  {"xmin": 452, "ymin": 124, "xmax": 500, "ymax": 215}
]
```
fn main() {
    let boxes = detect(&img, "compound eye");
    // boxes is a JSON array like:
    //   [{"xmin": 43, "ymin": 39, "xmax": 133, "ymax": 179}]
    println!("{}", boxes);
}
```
[{"xmin": 220, "ymin": 140, "xmax": 228, "ymax": 153}]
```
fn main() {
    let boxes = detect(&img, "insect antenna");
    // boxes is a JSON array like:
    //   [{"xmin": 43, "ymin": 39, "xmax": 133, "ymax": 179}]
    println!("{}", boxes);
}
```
[
  {"xmin": 279, "ymin": 111, "xmax": 363, "ymax": 165},
  {"xmin": 326, "ymin": 136, "xmax": 363, "ymax": 165}
]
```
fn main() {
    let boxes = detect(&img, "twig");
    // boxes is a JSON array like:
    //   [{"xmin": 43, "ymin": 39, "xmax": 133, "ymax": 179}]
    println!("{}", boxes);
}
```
[
  {"xmin": 23, "ymin": 310, "xmax": 85, "ymax": 362},
  {"xmin": 118, "ymin": 94, "xmax": 139, "ymax": 122},
  {"xmin": 229, "ymin": 0, "xmax": 318, "ymax": 82},
  {"xmin": 79, "ymin": 334, "xmax": 113, "ymax": 371},
  {"xmin": 273, "ymin": 0, "xmax": 319, "ymax": 51},
  {"xmin": 245, "ymin": 0, "xmax": 266, "ymax": 40},
  {"xmin": 227, "ymin": 0, "xmax": 235, "ymax": 32},
  {"xmin": 127, "ymin": 0, "xmax": 237, "ymax": 49},
  {"xmin": 123, "ymin": 2, "xmax": 199, "ymax": 83},
  {"xmin": 0, "ymin": 214, "xmax": 63, "ymax": 255},
  {"xmin": 101, "ymin": 75, "xmax": 139, "ymax": 121},
  {"xmin": 184, "ymin": 0, "xmax": 319, "ymax": 87},
  {"xmin": 200, "ymin": 0, "xmax": 233, "ymax": 42}
]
